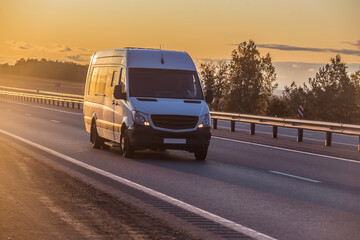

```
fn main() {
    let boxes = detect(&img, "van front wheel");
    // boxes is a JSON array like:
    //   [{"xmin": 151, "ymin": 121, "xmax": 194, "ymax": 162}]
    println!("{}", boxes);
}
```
[
  {"xmin": 91, "ymin": 122, "xmax": 104, "ymax": 149},
  {"xmin": 120, "ymin": 129, "xmax": 134, "ymax": 158},
  {"xmin": 194, "ymin": 147, "xmax": 208, "ymax": 161}
]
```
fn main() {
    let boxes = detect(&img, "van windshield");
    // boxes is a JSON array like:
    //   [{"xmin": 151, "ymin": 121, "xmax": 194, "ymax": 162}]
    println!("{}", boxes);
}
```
[{"xmin": 129, "ymin": 68, "xmax": 203, "ymax": 99}]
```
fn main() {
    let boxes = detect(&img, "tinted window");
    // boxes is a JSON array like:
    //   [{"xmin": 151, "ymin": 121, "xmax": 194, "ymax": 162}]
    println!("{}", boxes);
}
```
[
  {"xmin": 129, "ymin": 68, "xmax": 203, "ymax": 99},
  {"xmin": 88, "ymin": 67, "xmax": 99, "ymax": 95},
  {"xmin": 120, "ymin": 68, "xmax": 126, "ymax": 92},
  {"xmin": 95, "ymin": 67, "xmax": 108, "ymax": 95},
  {"xmin": 105, "ymin": 69, "xmax": 119, "ymax": 97}
]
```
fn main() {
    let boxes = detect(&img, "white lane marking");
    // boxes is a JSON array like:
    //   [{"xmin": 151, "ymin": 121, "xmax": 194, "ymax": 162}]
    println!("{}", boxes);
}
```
[
  {"xmin": 0, "ymin": 129, "xmax": 276, "ymax": 240},
  {"xmin": 25, "ymin": 113, "xmax": 31, "ymax": 116},
  {"xmin": 212, "ymin": 136, "xmax": 360, "ymax": 164},
  {"xmin": 50, "ymin": 120, "xmax": 60, "ymax": 123},
  {"xmin": 0, "ymin": 99, "xmax": 82, "ymax": 116},
  {"xmin": 269, "ymin": 171, "xmax": 321, "ymax": 183}
]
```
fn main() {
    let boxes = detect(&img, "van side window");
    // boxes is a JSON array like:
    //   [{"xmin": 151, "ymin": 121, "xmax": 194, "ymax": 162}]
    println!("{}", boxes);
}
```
[
  {"xmin": 95, "ymin": 67, "xmax": 108, "ymax": 95},
  {"xmin": 89, "ymin": 67, "xmax": 99, "ymax": 95},
  {"xmin": 111, "ymin": 69, "xmax": 119, "ymax": 87},
  {"xmin": 120, "ymin": 68, "xmax": 126, "ymax": 92},
  {"xmin": 105, "ymin": 68, "xmax": 119, "ymax": 97},
  {"xmin": 192, "ymin": 75, "xmax": 198, "ymax": 96}
]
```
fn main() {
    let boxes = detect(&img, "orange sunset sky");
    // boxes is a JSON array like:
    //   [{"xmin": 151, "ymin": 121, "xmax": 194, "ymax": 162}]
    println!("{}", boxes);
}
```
[{"xmin": 0, "ymin": 0, "xmax": 359, "ymax": 88}]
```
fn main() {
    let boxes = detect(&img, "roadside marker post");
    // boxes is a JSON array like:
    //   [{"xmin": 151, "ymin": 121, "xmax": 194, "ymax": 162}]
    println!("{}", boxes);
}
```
[{"xmin": 297, "ymin": 105, "xmax": 304, "ymax": 119}]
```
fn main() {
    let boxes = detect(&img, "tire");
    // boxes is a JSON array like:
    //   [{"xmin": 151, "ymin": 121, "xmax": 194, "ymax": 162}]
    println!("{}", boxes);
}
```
[
  {"xmin": 194, "ymin": 147, "xmax": 208, "ymax": 161},
  {"xmin": 90, "ymin": 121, "xmax": 105, "ymax": 149},
  {"xmin": 120, "ymin": 129, "xmax": 134, "ymax": 158}
]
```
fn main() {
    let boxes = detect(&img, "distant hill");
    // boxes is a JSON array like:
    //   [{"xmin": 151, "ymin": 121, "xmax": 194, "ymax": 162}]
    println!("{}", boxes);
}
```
[{"xmin": 0, "ymin": 58, "xmax": 88, "ymax": 82}]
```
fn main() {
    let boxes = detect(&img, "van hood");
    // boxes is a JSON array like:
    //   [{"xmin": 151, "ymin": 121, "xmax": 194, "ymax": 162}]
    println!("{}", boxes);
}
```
[{"xmin": 130, "ymin": 97, "xmax": 209, "ymax": 116}]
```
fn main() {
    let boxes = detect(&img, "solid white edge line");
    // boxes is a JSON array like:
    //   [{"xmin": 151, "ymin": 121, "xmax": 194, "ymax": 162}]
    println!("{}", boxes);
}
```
[
  {"xmin": 0, "ymin": 99, "xmax": 82, "ymax": 116},
  {"xmin": 212, "ymin": 136, "xmax": 360, "ymax": 164},
  {"xmin": 50, "ymin": 120, "xmax": 60, "ymax": 123},
  {"xmin": 269, "ymin": 171, "xmax": 321, "ymax": 183},
  {"xmin": 0, "ymin": 129, "xmax": 276, "ymax": 240}
]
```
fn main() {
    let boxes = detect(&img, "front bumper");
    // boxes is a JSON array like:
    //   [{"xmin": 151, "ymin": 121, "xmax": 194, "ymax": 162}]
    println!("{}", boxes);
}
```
[{"xmin": 128, "ymin": 125, "xmax": 211, "ymax": 152}]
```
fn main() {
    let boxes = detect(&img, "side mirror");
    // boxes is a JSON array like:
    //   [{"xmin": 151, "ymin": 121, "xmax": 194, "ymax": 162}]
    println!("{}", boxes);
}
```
[
  {"xmin": 114, "ymin": 85, "xmax": 126, "ymax": 100},
  {"xmin": 205, "ymin": 89, "xmax": 214, "ymax": 104}
]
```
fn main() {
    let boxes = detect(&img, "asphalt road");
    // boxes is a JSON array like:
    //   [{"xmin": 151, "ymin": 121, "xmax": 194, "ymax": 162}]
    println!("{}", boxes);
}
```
[
  {"xmin": 0, "ymin": 136, "xmax": 195, "ymax": 240},
  {"xmin": 1, "ymin": 99, "xmax": 360, "ymax": 240}
]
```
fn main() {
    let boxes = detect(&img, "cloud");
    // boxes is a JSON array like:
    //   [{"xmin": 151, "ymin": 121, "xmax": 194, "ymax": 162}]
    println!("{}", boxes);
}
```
[
  {"xmin": 77, "ymin": 47, "xmax": 93, "ymax": 53},
  {"xmin": 66, "ymin": 54, "xmax": 92, "ymax": 62},
  {"xmin": 53, "ymin": 44, "xmax": 72, "ymax": 53},
  {"xmin": 343, "ymin": 40, "xmax": 360, "ymax": 50},
  {"xmin": 198, "ymin": 58, "xmax": 230, "ymax": 63},
  {"xmin": 7, "ymin": 40, "xmax": 37, "ymax": 51},
  {"xmin": 231, "ymin": 43, "xmax": 360, "ymax": 56}
]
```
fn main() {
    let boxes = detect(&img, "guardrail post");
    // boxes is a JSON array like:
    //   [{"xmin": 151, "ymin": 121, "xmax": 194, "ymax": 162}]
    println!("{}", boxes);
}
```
[
  {"xmin": 297, "ymin": 129, "xmax": 303, "ymax": 142},
  {"xmin": 250, "ymin": 123, "xmax": 255, "ymax": 135},
  {"xmin": 358, "ymin": 136, "xmax": 360, "ymax": 152},
  {"xmin": 66, "ymin": 102, "xmax": 69, "ymax": 108},
  {"xmin": 325, "ymin": 132, "xmax": 332, "ymax": 147},
  {"xmin": 72, "ymin": 102, "xmax": 74, "ymax": 108},
  {"xmin": 230, "ymin": 121, "xmax": 235, "ymax": 132},
  {"xmin": 272, "ymin": 126, "xmax": 278, "ymax": 138},
  {"xmin": 213, "ymin": 118, "xmax": 217, "ymax": 129}
]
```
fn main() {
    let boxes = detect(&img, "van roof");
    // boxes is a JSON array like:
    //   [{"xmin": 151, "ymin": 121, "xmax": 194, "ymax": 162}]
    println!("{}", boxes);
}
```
[{"xmin": 93, "ymin": 48, "xmax": 197, "ymax": 71}]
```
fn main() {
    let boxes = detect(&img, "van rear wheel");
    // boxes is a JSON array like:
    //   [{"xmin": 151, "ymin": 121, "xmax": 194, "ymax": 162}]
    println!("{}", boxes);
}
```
[
  {"xmin": 194, "ymin": 147, "xmax": 208, "ymax": 161},
  {"xmin": 120, "ymin": 129, "xmax": 134, "ymax": 158},
  {"xmin": 91, "ymin": 122, "xmax": 104, "ymax": 149}
]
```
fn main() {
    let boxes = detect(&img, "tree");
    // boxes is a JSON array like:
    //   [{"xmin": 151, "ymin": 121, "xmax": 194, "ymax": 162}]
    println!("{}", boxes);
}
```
[
  {"xmin": 266, "ymin": 95, "xmax": 289, "ymax": 117},
  {"xmin": 308, "ymin": 55, "xmax": 357, "ymax": 122},
  {"xmin": 199, "ymin": 62, "xmax": 216, "ymax": 92},
  {"xmin": 282, "ymin": 81, "xmax": 309, "ymax": 118},
  {"xmin": 226, "ymin": 40, "xmax": 277, "ymax": 114},
  {"xmin": 0, "ymin": 58, "xmax": 88, "ymax": 82},
  {"xmin": 350, "ymin": 69, "xmax": 360, "ymax": 123},
  {"xmin": 199, "ymin": 60, "xmax": 229, "ymax": 111}
]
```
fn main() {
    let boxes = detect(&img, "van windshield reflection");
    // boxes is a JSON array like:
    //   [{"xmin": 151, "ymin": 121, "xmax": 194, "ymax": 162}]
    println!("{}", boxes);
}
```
[{"xmin": 129, "ymin": 68, "xmax": 203, "ymax": 99}]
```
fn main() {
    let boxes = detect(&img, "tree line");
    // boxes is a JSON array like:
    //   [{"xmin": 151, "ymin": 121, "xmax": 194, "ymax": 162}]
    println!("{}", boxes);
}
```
[
  {"xmin": 199, "ymin": 40, "xmax": 360, "ymax": 124},
  {"xmin": 0, "ymin": 58, "xmax": 88, "ymax": 82}
]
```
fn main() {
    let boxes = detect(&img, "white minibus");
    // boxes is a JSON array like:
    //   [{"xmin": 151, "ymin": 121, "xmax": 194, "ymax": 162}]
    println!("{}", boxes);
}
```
[{"xmin": 83, "ymin": 48, "xmax": 213, "ymax": 160}]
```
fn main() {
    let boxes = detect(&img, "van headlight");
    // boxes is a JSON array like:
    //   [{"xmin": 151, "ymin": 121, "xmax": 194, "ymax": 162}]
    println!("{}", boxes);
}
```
[
  {"xmin": 198, "ymin": 113, "xmax": 211, "ymax": 128},
  {"xmin": 132, "ymin": 111, "xmax": 150, "ymax": 126}
]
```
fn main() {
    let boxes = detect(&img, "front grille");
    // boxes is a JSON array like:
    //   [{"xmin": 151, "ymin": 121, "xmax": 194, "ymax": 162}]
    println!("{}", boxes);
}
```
[{"xmin": 151, "ymin": 115, "xmax": 198, "ymax": 130}]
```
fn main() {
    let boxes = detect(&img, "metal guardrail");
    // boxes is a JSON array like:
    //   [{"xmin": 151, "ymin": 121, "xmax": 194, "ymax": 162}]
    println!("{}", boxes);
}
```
[
  {"xmin": 0, "ymin": 86, "xmax": 359, "ymax": 151},
  {"xmin": 0, "ymin": 88, "xmax": 83, "ymax": 109},
  {"xmin": 210, "ymin": 111, "xmax": 360, "ymax": 151}
]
